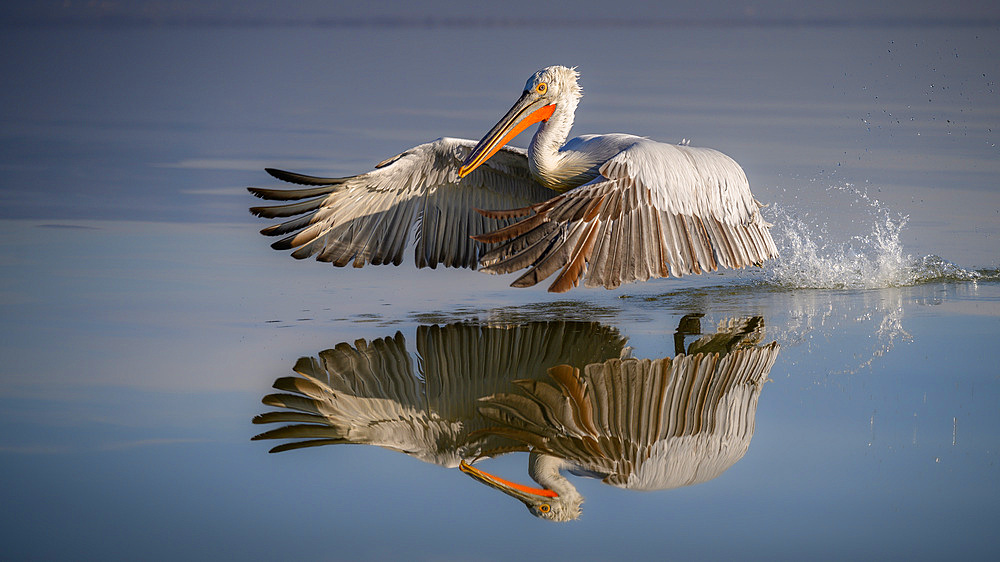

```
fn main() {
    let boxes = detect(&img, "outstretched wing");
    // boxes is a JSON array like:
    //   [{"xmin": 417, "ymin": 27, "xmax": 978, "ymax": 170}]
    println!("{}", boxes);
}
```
[
  {"xmin": 473, "ymin": 140, "xmax": 779, "ymax": 292},
  {"xmin": 248, "ymin": 137, "xmax": 554, "ymax": 269}
]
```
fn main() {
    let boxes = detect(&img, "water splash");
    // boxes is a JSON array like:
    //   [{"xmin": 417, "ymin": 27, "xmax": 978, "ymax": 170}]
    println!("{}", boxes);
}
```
[{"xmin": 763, "ymin": 183, "xmax": 989, "ymax": 289}]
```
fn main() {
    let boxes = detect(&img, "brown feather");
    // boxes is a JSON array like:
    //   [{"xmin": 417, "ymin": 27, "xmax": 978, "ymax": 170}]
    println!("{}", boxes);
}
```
[
  {"xmin": 547, "ymin": 365, "xmax": 600, "ymax": 437},
  {"xmin": 652, "ymin": 210, "xmax": 671, "ymax": 278},
  {"xmin": 549, "ymin": 221, "xmax": 601, "ymax": 293},
  {"xmin": 474, "ymin": 205, "xmax": 535, "ymax": 220},
  {"xmin": 471, "ymin": 211, "xmax": 548, "ymax": 244},
  {"xmin": 510, "ymin": 224, "xmax": 584, "ymax": 288},
  {"xmin": 478, "ymin": 222, "xmax": 558, "ymax": 268},
  {"xmin": 583, "ymin": 193, "xmax": 606, "ymax": 222},
  {"xmin": 480, "ymin": 232, "xmax": 560, "ymax": 275}
]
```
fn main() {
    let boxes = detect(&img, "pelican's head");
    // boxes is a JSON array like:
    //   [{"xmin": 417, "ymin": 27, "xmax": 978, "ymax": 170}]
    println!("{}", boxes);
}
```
[
  {"xmin": 521, "ymin": 65, "xmax": 582, "ymax": 107},
  {"xmin": 458, "ymin": 65, "xmax": 582, "ymax": 178},
  {"xmin": 459, "ymin": 459, "xmax": 583, "ymax": 522}
]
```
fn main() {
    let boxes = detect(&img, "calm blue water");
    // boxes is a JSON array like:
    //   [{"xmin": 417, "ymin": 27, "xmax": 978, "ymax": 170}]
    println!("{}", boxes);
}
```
[{"xmin": 1, "ymin": 12, "xmax": 998, "ymax": 561}]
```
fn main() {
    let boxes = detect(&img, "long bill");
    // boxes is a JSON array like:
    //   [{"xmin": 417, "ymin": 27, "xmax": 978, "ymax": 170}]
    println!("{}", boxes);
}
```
[
  {"xmin": 458, "ymin": 91, "xmax": 555, "ymax": 178},
  {"xmin": 459, "ymin": 460, "xmax": 558, "ymax": 503}
]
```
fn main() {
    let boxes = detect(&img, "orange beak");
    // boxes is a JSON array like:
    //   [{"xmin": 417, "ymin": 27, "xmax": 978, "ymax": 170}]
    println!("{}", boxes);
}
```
[
  {"xmin": 459, "ymin": 90, "xmax": 555, "ymax": 178},
  {"xmin": 459, "ymin": 460, "xmax": 558, "ymax": 500}
]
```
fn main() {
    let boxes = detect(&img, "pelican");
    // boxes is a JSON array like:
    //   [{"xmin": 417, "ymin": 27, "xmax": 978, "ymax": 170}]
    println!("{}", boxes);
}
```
[
  {"xmin": 460, "ymin": 318, "xmax": 780, "ymax": 522},
  {"xmin": 249, "ymin": 66, "xmax": 777, "ymax": 292}
]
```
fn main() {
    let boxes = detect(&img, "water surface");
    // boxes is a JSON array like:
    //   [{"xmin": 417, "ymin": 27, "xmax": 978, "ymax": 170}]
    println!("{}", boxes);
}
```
[{"xmin": 1, "ymin": 12, "xmax": 998, "ymax": 561}]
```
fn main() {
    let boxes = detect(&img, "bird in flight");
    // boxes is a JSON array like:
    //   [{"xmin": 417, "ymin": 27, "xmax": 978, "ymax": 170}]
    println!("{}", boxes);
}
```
[{"xmin": 249, "ymin": 66, "xmax": 777, "ymax": 292}]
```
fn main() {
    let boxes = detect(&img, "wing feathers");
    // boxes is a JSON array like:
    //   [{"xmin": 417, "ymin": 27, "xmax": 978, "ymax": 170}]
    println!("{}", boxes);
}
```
[
  {"xmin": 475, "ymin": 140, "xmax": 778, "ymax": 292},
  {"xmin": 249, "ymin": 139, "xmax": 553, "ymax": 270}
]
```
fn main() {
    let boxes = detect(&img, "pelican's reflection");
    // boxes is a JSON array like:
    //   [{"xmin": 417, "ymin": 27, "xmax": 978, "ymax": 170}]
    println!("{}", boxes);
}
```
[
  {"xmin": 253, "ymin": 318, "xmax": 779, "ymax": 522},
  {"xmin": 253, "ymin": 322, "xmax": 627, "ymax": 466}
]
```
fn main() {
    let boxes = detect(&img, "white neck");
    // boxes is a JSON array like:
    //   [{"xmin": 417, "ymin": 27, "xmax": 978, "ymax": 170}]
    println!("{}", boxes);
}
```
[
  {"xmin": 527, "ymin": 97, "xmax": 593, "ymax": 192},
  {"xmin": 529, "ymin": 452, "xmax": 583, "ymax": 501}
]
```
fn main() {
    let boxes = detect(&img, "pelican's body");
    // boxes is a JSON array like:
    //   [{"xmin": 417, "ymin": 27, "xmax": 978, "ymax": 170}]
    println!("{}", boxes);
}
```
[{"xmin": 250, "ymin": 66, "xmax": 777, "ymax": 292}]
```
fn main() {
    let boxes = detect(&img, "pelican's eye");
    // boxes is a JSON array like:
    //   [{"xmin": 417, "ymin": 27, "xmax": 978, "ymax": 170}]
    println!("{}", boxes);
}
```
[
  {"xmin": 535, "ymin": 83, "xmax": 547, "ymax": 94},
  {"xmin": 539, "ymin": 504, "xmax": 551, "ymax": 513}
]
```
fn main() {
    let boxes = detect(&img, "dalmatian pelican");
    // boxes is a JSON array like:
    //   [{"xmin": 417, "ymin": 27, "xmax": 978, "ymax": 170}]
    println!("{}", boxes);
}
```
[{"xmin": 249, "ymin": 66, "xmax": 777, "ymax": 292}]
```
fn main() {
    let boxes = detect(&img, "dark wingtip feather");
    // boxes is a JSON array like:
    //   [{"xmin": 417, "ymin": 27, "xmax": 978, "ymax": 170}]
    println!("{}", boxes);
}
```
[
  {"xmin": 252, "ymin": 411, "xmax": 324, "ymax": 425},
  {"xmin": 247, "ymin": 198, "xmax": 326, "ymax": 219},
  {"xmin": 248, "ymin": 184, "xmax": 341, "ymax": 201},
  {"xmin": 267, "ymin": 439, "xmax": 347, "ymax": 453},
  {"xmin": 270, "ymin": 237, "xmax": 296, "ymax": 251},
  {"xmin": 265, "ymin": 168, "xmax": 347, "ymax": 186}
]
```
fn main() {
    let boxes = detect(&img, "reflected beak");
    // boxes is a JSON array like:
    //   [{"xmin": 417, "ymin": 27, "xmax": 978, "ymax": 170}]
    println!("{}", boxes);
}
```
[
  {"xmin": 459, "ymin": 460, "xmax": 558, "ymax": 504},
  {"xmin": 458, "ymin": 91, "xmax": 555, "ymax": 178}
]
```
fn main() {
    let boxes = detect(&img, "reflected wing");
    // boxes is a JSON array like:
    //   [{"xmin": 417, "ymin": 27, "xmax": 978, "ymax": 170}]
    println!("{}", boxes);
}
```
[
  {"xmin": 249, "ymin": 137, "xmax": 554, "ymax": 269},
  {"xmin": 251, "ymin": 333, "xmax": 433, "ymax": 454},
  {"xmin": 474, "ymin": 140, "xmax": 779, "ymax": 292},
  {"xmin": 477, "ymin": 342, "xmax": 780, "ymax": 489},
  {"xmin": 252, "ymin": 322, "xmax": 627, "ymax": 467},
  {"xmin": 417, "ymin": 321, "xmax": 628, "ymax": 422}
]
